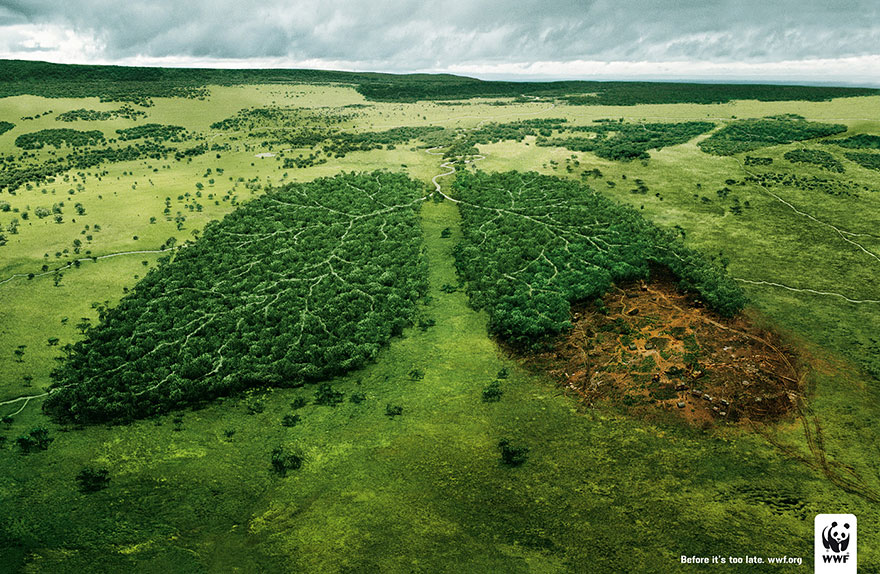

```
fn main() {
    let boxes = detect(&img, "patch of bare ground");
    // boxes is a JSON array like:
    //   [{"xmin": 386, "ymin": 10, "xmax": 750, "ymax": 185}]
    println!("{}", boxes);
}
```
[{"xmin": 522, "ymin": 268, "xmax": 801, "ymax": 428}]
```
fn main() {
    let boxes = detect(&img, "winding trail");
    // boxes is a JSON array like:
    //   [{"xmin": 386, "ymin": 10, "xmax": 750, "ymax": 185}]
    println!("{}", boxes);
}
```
[
  {"xmin": 0, "ymin": 392, "xmax": 50, "ymax": 417},
  {"xmin": 734, "ymin": 159, "xmax": 880, "ymax": 264},
  {"xmin": 0, "ymin": 247, "xmax": 180, "ymax": 288},
  {"xmin": 734, "ymin": 278, "xmax": 880, "ymax": 304},
  {"xmin": 427, "ymin": 147, "xmax": 485, "ymax": 202}
]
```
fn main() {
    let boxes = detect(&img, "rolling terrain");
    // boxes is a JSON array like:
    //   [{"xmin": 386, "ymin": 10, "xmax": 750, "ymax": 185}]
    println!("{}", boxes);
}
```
[{"xmin": 0, "ymin": 62, "xmax": 879, "ymax": 572}]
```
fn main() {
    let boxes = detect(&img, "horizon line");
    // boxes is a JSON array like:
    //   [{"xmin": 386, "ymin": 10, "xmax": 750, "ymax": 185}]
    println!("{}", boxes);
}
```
[{"xmin": 2, "ymin": 56, "xmax": 879, "ymax": 90}]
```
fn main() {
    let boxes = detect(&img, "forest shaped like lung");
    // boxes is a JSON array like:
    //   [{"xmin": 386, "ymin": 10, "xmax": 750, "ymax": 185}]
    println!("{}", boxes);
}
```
[
  {"xmin": 45, "ymin": 172, "xmax": 429, "ymax": 423},
  {"xmin": 451, "ymin": 171, "xmax": 747, "ymax": 348}
]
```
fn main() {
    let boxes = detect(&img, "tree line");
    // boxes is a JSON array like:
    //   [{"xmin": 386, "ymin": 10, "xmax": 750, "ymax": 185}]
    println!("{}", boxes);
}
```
[
  {"xmin": 115, "ymin": 123, "xmax": 188, "ymax": 142},
  {"xmin": 56, "ymin": 106, "xmax": 146, "ymax": 122},
  {"xmin": 537, "ymin": 121, "xmax": 715, "ymax": 161},
  {"xmin": 14, "ymin": 128, "xmax": 106, "ymax": 149},
  {"xmin": 698, "ymin": 117, "xmax": 847, "ymax": 155},
  {"xmin": 3, "ymin": 59, "xmax": 876, "ymax": 105},
  {"xmin": 784, "ymin": 149, "xmax": 845, "ymax": 172}
]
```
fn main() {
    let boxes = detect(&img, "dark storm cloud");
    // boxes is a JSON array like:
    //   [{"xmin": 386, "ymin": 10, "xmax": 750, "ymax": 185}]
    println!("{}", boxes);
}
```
[{"xmin": 0, "ymin": 0, "xmax": 877, "ymax": 80}]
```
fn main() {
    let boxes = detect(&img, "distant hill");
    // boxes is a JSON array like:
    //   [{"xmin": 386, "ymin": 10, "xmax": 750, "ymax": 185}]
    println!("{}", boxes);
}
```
[{"xmin": 1, "ymin": 58, "xmax": 877, "ymax": 105}]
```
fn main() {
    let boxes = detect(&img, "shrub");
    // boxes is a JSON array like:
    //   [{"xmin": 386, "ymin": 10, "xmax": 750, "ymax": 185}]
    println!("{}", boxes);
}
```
[
  {"xmin": 15, "ymin": 427, "xmax": 53, "ymax": 454},
  {"xmin": 270, "ymin": 446, "xmax": 304, "ymax": 476},
  {"xmin": 482, "ymin": 381, "xmax": 504, "ymax": 402},
  {"xmin": 76, "ymin": 467, "xmax": 110, "ymax": 493},
  {"xmin": 281, "ymin": 414, "xmax": 301, "ymax": 427},
  {"xmin": 314, "ymin": 383, "xmax": 344, "ymax": 407},
  {"xmin": 498, "ymin": 439, "xmax": 529, "ymax": 467}
]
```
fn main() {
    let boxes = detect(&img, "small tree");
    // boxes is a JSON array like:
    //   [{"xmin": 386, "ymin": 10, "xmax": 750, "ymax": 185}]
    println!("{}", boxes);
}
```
[
  {"xmin": 482, "ymin": 381, "xmax": 503, "ymax": 403},
  {"xmin": 314, "ymin": 383, "xmax": 344, "ymax": 406},
  {"xmin": 76, "ymin": 318, "xmax": 91, "ymax": 334},
  {"xmin": 16, "ymin": 427, "xmax": 53, "ymax": 454},
  {"xmin": 385, "ymin": 404, "xmax": 403, "ymax": 418},
  {"xmin": 270, "ymin": 446, "xmax": 304, "ymax": 476},
  {"xmin": 498, "ymin": 439, "xmax": 529, "ymax": 467},
  {"xmin": 281, "ymin": 414, "xmax": 300, "ymax": 427},
  {"xmin": 76, "ymin": 467, "xmax": 110, "ymax": 493}
]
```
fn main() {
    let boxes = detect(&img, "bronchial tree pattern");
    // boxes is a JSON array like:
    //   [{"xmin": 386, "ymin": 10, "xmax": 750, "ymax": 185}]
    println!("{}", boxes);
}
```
[
  {"xmin": 452, "ymin": 171, "xmax": 746, "ymax": 348},
  {"xmin": 45, "ymin": 172, "xmax": 429, "ymax": 423}
]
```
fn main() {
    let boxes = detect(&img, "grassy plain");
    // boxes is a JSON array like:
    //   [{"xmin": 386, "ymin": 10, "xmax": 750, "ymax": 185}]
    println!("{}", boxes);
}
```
[{"xmin": 1, "ymin": 83, "xmax": 879, "ymax": 572}]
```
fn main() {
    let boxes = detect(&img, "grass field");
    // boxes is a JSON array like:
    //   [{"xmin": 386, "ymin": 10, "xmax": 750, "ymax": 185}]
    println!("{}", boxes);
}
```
[{"xmin": 1, "ymin": 82, "xmax": 879, "ymax": 572}]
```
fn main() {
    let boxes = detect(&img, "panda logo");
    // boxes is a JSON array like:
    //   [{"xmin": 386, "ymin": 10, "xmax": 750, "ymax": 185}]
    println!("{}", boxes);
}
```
[{"xmin": 822, "ymin": 521, "xmax": 851, "ymax": 553}]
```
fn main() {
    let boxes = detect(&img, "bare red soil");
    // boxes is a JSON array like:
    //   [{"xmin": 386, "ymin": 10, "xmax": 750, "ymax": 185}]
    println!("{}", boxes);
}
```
[{"xmin": 522, "ymin": 271, "xmax": 801, "ymax": 426}]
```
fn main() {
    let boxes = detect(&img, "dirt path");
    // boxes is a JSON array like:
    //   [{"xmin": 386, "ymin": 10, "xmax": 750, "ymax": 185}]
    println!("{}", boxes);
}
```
[
  {"xmin": 426, "ymin": 148, "xmax": 485, "ymax": 202},
  {"xmin": 734, "ymin": 278, "xmax": 880, "ymax": 304},
  {"xmin": 0, "ymin": 391, "xmax": 50, "ymax": 417},
  {"xmin": 735, "ymin": 158, "xmax": 880, "ymax": 263},
  {"xmin": 0, "ymin": 248, "xmax": 180, "ymax": 288}
]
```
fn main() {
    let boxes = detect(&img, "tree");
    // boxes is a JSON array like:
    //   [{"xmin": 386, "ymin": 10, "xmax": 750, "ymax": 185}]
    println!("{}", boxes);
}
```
[
  {"xmin": 76, "ymin": 467, "xmax": 110, "ymax": 492},
  {"xmin": 281, "ymin": 414, "xmax": 300, "ymax": 427},
  {"xmin": 498, "ymin": 439, "xmax": 529, "ymax": 467},
  {"xmin": 16, "ymin": 427, "xmax": 53, "ymax": 453},
  {"xmin": 270, "ymin": 446, "xmax": 304, "ymax": 476},
  {"xmin": 13, "ymin": 345, "xmax": 26, "ymax": 362},
  {"xmin": 76, "ymin": 318, "xmax": 91, "ymax": 334},
  {"xmin": 314, "ymin": 383, "xmax": 344, "ymax": 406}
]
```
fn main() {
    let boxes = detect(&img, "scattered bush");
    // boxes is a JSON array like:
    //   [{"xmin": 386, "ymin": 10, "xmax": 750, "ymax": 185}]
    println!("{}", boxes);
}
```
[
  {"xmin": 538, "ymin": 121, "xmax": 714, "ymax": 161},
  {"xmin": 270, "ymin": 446, "xmax": 304, "ymax": 476},
  {"xmin": 314, "ymin": 383, "xmax": 344, "ymax": 407},
  {"xmin": 15, "ymin": 128, "xmax": 105, "ymax": 149},
  {"xmin": 844, "ymin": 151, "xmax": 880, "ymax": 171},
  {"xmin": 823, "ymin": 134, "xmax": 880, "ymax": 149},
  {"xmin": 744, "ymin": 156, "xmax": 773, "ymax": 166},
  {"xmin": 281, "ymin": 414, "xmax": 301, "ymax": 427},
  {"xmin": 498, "ymin": 439, "xmax": 529, "ymax": 466},
  {"xmin": 116, "ymin": 123, "xmax": 187, "ymax": 141},
  {"xmin": 385, "ymin": 404, "xmax": 403, "ymax": 418},
  {"xmin": 482, "ymin": 380, "xmax": 504, "ymax": 402},
  {"xmin": 15, "ymin": 427, "xmax": 53, "ymax": 454},
  {"xmin": 56, "ymin": 106, "xmax": 146, "ymax": 122},
  {"xmin": 76, "ymin": 467, "xmax": 110, "ymax": 493}
]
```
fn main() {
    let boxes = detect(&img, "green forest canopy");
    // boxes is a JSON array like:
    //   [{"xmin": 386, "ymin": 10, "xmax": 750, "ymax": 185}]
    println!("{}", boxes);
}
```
[
  {"xmin": 698, "ymin": 116, "xmax": 847, "ymax": 155},
  {"xmin": 536, "ymin": 121, "xmax": 715, "ymax": 161},
  {"xmin": 452, "ymin": 171, "xmax": 747, "ymax": 348},
  {"xmin": 45, "ymin": 172, "xmax": 429, "ymax": 424},
  {"xmin": 14, "ymin": 128, "xmax": 105, "ymax": 149}
]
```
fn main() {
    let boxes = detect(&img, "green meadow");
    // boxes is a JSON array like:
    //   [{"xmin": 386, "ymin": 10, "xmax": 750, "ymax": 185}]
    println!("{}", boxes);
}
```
[{"xmin": 1, "ymin": 78, "xmax": 879, "ymax": 572}]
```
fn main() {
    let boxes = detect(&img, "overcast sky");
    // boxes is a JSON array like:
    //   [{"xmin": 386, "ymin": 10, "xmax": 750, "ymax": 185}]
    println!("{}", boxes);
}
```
[{"xmin": 1, "ymin": 0, "xmax": 878, "ymax": 85}]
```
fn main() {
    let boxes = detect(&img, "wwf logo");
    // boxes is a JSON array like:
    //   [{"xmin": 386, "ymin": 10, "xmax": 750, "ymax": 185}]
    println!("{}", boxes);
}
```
[
  {"xmin": 816, "ymin": 514, "xmax": 856, "ymax": 572},
  {"xmin": 821, "ymin": 521, "xmax": 851, "ymax": 553}
]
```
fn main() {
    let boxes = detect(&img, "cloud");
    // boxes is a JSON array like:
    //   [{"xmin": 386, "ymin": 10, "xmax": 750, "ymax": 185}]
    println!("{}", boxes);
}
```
[{"xmin": 0, "ymin": 0, "xmax": 877, "ymax": 84}]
